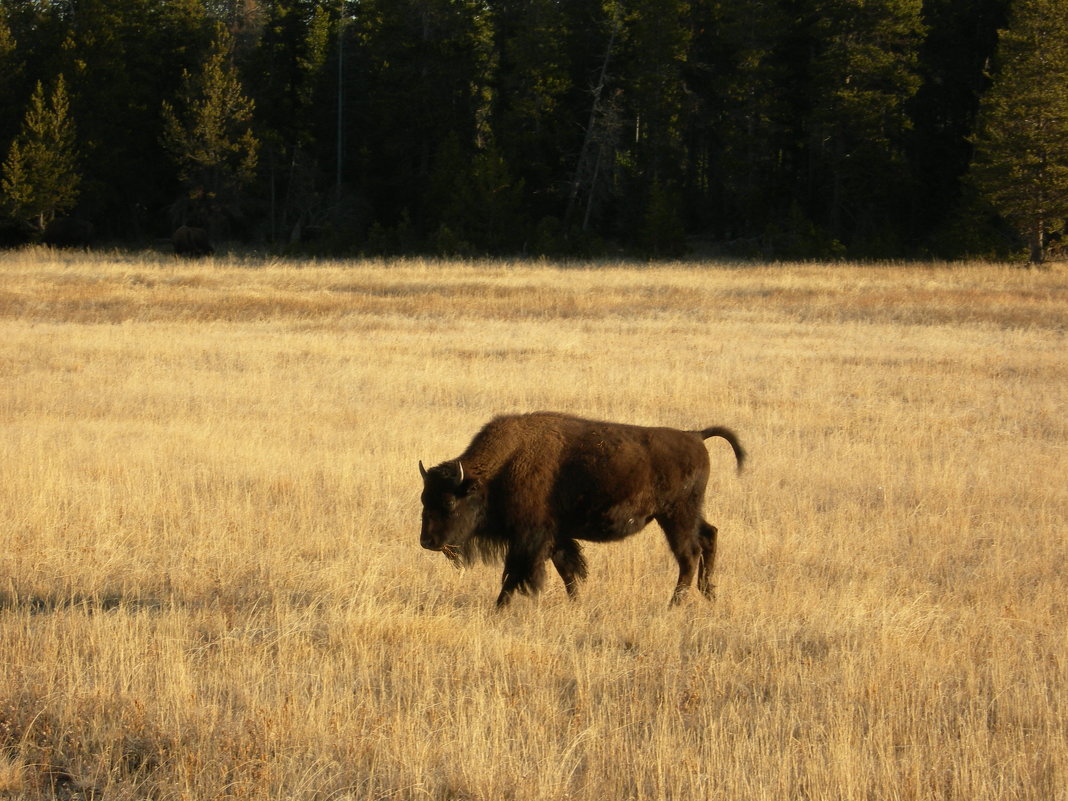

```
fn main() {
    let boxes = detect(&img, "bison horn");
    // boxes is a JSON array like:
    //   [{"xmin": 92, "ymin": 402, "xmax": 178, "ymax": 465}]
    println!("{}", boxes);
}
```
[
  {"xmin": 456, "ymin": 461, "xmax": 464, "ymax": 484},
  {"xmin": 419, "ymin": 460, "xmax": 428, "ymax": 480}
]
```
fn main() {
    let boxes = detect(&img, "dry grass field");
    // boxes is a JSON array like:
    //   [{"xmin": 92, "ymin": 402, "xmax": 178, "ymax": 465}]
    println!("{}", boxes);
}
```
[{"xmin": 0, "ymin": 247, "xmax": 1065, "ymax": 801}]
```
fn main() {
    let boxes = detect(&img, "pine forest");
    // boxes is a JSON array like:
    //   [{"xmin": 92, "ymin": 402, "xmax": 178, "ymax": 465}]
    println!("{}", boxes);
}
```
[{"xmin": 2, "ymin": 0, "xmax": 1067, "ymax": 261}]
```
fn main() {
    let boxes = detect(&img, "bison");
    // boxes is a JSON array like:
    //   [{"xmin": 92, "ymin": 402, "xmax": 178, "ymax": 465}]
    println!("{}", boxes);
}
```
[
  {"xmin": 43, "ymin": 217, "xmax": 95, "ymax": 248},
  {"xmin": 172, "ymin": 225, "xmax": 214, "ymax": 257},
  {"xmin": 419, "ymin": 412, "xmax": 746, "ymax": 608}
]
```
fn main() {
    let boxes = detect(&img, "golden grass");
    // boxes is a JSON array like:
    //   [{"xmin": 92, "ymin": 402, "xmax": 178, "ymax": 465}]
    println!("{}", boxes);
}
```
[{"xmin": 0, "ymin": 246, "xmax": 1065, "ymax": 800}]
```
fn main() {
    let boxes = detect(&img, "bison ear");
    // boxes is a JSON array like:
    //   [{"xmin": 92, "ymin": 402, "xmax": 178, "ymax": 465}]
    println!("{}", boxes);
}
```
[{"xmin": 419, "ymin": 460, "xmax": 429, "ymax": 480}]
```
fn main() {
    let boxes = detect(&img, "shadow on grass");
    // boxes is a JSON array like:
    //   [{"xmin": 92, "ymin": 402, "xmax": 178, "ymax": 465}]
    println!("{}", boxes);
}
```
[{"xmin": 0, "ymin": 590, "xmax": 167, "ymax": 615}]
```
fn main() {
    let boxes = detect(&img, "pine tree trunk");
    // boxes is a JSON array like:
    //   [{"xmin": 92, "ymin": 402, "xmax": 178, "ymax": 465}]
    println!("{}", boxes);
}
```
[{"xmin": 565, "ymin": 18, "xmax": 618, "ymax": 231}]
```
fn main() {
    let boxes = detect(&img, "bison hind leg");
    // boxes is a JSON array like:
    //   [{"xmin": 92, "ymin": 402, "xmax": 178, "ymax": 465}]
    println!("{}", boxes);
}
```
[
  {"xmin": 657, "ymin": 512, "xmax": 704, "ymax": 606},
  {"xmin": 696, "ymin": 520, "xmax": 718, "ymax": 600},
  {"xmin": 551, "ymin": 539, "xmax": 588, "ymax": 599}
]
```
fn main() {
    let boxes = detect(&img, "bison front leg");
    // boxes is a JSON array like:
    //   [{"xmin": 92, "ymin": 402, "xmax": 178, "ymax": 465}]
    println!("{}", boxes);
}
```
[{"xmin": 496, "ymin": 542, "xmax": 549, "ymax": 608}]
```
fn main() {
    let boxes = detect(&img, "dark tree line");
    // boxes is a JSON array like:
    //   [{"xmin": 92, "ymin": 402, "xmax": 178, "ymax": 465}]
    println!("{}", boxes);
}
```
[{"xmin": 1, "ymin": 0, "xmax": 1064, "ymax": 260}]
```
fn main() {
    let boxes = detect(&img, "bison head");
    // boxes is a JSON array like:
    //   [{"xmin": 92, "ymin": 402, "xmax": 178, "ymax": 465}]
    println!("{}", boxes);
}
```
[{"xmin": 419, "ymin": 460, "xmax": 483, "ymax": 561}]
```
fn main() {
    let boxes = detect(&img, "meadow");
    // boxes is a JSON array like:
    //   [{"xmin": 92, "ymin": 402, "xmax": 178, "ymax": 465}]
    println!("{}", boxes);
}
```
[{"xmin": 0, "ymin": 248, "xmax": 1064, "ymax": 800}]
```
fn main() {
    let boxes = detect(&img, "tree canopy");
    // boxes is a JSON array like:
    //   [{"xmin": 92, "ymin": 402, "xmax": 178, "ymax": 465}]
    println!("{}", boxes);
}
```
[
  {"xmin": 969, "ymin": 0, "xmax": 1068, "ymax": 263},
  {"xmin": 4, "ymin": 0, "xmax": 1049, "ymax": 260},
  {"xmin": 1, "ymin": 74, "xmax": 80, "ymax": 233},
  {"xmin": 161, "ymin": 25, "xmax": 260, "ymax": 233}
]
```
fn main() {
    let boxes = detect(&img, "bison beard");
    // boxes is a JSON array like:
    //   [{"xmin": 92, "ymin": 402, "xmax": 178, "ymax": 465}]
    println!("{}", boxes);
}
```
[{"xmin": 419, "ymin": 412, "xmax": 745, "ymax": 608}]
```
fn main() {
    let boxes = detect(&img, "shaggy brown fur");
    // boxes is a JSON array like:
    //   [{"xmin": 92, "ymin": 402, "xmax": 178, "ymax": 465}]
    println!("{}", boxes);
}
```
[{"xmin": 419, "ymin": 412, "xmax": 745, "ymax": 608}]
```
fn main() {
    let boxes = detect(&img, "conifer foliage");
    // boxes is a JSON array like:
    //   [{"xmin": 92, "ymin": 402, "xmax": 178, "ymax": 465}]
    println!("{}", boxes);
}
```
[
  {"xmin": 969, "ymin": 0, "xmax": 1068, "ymax": 263},
  {"xmin": 161, "ymin": 26, "xmax": 260, "ymax": 233},
  {"xmin": 0, "ymin": 0, "xmax": 1053, "ymax": 259},
  {"xmin": 1, "ymin": 75, "xmax": 80, "ymax": 235}
]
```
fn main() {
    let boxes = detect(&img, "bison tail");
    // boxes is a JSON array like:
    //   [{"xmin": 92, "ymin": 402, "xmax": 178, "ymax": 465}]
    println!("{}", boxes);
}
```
[{"xmin": 699, "ymin": 427, "xmax": 746, "ymax": 472}]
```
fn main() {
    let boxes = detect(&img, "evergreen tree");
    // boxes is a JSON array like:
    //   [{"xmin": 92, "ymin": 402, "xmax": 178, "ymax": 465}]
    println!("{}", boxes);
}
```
[
  {"xmin": 247, "ymin": 0, "xmax": 335, "ymax": 242},
  {"xmin": 348, "ymin": 0, "xmax": 495, "ymax": 235},
  {"xmin": 688, "ymin": 0, "xmax": 797, "ymax": 242},
  {"xmin": 614, "ymin": 0, "xmax": 692, "ymax": 247},
  {"xmin": 25, "ymin": 0, "xmax": 215, "ymax": 237},
  {"xmin": 969, "ymin": 0, "xmax": 1068, "ymax": 263},
  {"xmin": 0, "ymin": 11, "xmax": 22, "ymax": 149},
  {"xmin": 908, "ymin": 0, "xmax": 1008, "ymax": 250},
  {"xmin": 0, "ymin": 0, "xmax": 1051, "ymax": 257},
  {"xmin": 2, "ymin": 0, "xmax": 67, "ymax": 105},
  {"xmin": 624, "ymin": 0, "xmax": 691, "ymax": 182},
  {"xmin": 428, "ymin": 136, "xmax": 526, "ymax": 254},
  {"xmin": 251, "ymin": 0, "xmax": 331, "ymax": 150},
  {"xmin": 1, "ymin": 74, "xmax": 81, "ymax": 234},
  {"xmin": 640, "ymin": 179, "xmax": 686, "ymax": 257},
  {"xmin": 162, "ymin": 25, "xmax": 260, "ymax": 232},
  {"xmin": 491, "ymin": 0, "xmax": 572, "ymax": 224},
  {"xmin": 806, "ymin": 0, "xmax": 925, "ymax": 252}
]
